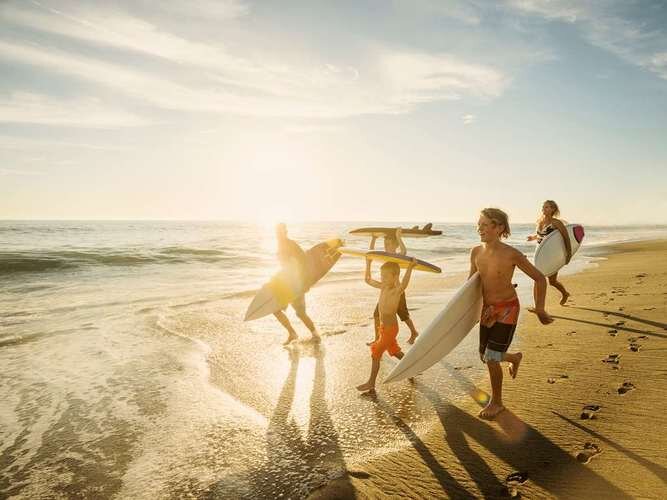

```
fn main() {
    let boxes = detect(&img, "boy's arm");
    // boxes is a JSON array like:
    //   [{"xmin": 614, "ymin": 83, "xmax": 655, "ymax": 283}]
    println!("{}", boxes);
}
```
[
  {"xmin": 365, "ymin": 257, "xmax": 382, "ymax": 288},
  {"xmin": 553, "ymin": 219, "xmax": 572, "ymax": 263},
  {"xmin": 468, "ymin": 247, "xmax": 479, "ymax": 279},
  {"xmin": 369, "ymin": 235, "xmax": 377, "ymax": 250},
  {"xmin": 396, "ymin": 228, "xmax": 407, "ymax": 255},
  {"xmin": 514, "ymin": 251, "xmax": 553, "ymax": 325},
  {"xmin": 399, "ymin": 258, "xmax": 417, "ymax": 292}
]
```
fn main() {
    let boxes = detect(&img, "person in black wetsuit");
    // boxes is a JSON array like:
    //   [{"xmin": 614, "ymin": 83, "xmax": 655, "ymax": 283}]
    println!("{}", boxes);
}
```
[
  {"xmin": 274, "ymin": 223, "xmax": 320, "ymax": 345},
  {"xmin": 527, "ymin": 200, "xmax": 572, "ymax": 305}
]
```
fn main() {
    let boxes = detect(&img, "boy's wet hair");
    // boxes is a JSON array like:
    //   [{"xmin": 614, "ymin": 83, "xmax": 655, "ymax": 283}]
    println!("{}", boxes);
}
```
[
  {"xmin": 481, "ymin": 208, "xmax": 511, "ymax": 238},
  {"xmin": 380, "ymin": 261, "xmax": 400, "ymax": 276},
  {"xmin": 384, "ymin": 233, "xmax": 397, "ymax": 244}
]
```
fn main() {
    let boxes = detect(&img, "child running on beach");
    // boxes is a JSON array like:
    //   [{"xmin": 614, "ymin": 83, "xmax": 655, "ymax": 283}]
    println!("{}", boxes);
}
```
[
  {"xmin": 369, "ymin": 228, "xmax": 419, "ymax": 345},
  {"xmin": 470, "ymin": 208, "xmax": 553, "ymax": 419},
  {"xmin": 357, "ymin": 256, "xmax": 417, "ymax": 393}
]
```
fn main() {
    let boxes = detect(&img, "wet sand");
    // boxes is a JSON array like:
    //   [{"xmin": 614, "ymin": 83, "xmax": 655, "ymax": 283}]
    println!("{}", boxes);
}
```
[{"xmin": 312, "ymin": 239, "xmax": 667, "ymax": 499}]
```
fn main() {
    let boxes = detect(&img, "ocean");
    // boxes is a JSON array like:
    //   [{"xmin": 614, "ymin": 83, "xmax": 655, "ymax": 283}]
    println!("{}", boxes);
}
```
[{"xmin": 2, "ymin": 220, "xmax": 667, "ymax": 498}]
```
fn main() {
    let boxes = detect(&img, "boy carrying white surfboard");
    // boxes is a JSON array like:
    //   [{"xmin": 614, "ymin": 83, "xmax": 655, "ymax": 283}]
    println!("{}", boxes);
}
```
[
  {"xmin": 470, "ymin": 208, "xmax": 554, "ymax": 419},
  {"xmin": 369, "ymin": 227, "xmax": 420, "ymax": 345}
]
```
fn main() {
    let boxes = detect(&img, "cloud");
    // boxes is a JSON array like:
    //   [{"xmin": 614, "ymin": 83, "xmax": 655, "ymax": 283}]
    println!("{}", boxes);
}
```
[
  {"xmin": 394, "ymin": 0, "xmax": 482, "ymax": 26},
  {"xmin": 0, "ymin": 167, "xmax": 45, "ymax": 176},
  {"xmin": 0, "ymin": 1, "xmax": 511, "ymax": 122},
  {"xmin": 0, "ymin": 37, "xmax": 508, "ymax": 118},
  {"xmin": 379, "ymin": 51, "xmax": 509, "ymax": 106},
  {"xmin": 506, "ymin": 0, "xmax": 667, "ymax": 80},
  {"xmin": 0, "ymin": 134, "xmax": 127, "ymax": 150},
  {"xmin": 462, "ymin": 113, "xmax": 476, "ymax": 125},
  {"xmin": 0, "ymin": 91, "xmax": 150, "ymax": 127}
]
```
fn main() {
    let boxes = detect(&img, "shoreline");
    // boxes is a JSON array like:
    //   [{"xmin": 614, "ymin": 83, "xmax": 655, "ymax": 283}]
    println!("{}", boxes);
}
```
[{"xmin": 310, "ymin": 239, "xmax": 667, "ymax": 499}]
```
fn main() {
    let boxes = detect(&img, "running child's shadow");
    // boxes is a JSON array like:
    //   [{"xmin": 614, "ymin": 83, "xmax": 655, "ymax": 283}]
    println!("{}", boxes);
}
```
[{"xmin": 411, "ymin": 363, "xmax": 632, "ymax": 499}]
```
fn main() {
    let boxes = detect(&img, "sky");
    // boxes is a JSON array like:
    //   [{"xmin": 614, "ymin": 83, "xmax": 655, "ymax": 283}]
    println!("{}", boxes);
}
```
[{"xmin": 1, "ymin": 0, "xmax": 666, "ymax": 224}]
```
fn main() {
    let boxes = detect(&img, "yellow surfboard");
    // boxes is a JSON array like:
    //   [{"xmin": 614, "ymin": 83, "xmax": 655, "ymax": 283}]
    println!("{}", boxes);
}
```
[{"xmin": 338, "ymin": 247, "xmax": 441, "ymax": 273}]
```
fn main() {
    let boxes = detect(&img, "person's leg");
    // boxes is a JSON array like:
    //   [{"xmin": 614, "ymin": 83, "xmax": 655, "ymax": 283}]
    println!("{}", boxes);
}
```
[
  {"xmin": 373, "ymin": 304, "xmax": 380, "ymax": 343},
  {"xmin": 405, "ymin": 318, "xmax": 419, "ymax": 344},
  {"xmin": 479, "ymin": 359, "xmax": 505, "ymax": 419},
  {"xmin": 549, "ymin": 272, "xmax": 570, "ymax": 305},
  {"xmin": 293, "ymin": 296, "xmax": 320, "ymax": 341},
  {"xmin": 356, "ymin": 358, "xmax": 381, "ymax": 392},
  {"xmin": 503, "ymin": 351, "xmax": 523, "ymax": 379},
  {"xmin": 398, "ymin": 293, "xmax": 419, "ymax": 344},
  {"xmin": 274, "ymin": 311, "xmax": 297, "ymax": 345}
]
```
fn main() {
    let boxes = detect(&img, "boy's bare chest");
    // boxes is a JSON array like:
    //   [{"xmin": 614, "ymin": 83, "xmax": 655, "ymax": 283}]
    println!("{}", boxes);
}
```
[
  {"xmin": 379, "ymin": 287, "xmax": 401, "ymax": 304},
  {"xmin": 476, "ymin": 253, "xmax": 514, "ymax": 279}
]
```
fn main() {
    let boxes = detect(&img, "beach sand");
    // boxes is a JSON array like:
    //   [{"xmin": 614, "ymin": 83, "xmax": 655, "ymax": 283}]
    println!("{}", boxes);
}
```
[{"xmin": 311, "ymin": 239, "xmax": 667, "ymax": 499}]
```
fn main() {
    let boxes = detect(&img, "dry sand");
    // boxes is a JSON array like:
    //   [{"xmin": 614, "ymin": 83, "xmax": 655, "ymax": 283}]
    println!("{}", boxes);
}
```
[{"xmin": 311, "ymin": 239, "xmax": 667, "ymax": 499}]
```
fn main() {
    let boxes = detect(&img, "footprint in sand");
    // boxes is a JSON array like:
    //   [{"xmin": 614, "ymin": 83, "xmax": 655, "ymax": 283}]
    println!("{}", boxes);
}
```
[
  {"xmin": 547, "ymin": 374, "xmax": 569, "ymax": 384},
  {"xmin": 505, "ymin": 471, "xmax": 528, "ymax": 498},
  {"xmin": 643, "ymin": 307, "xmax": 656, "ymax": 311},
  {"xmin": 635, "ymin": 273, "xmax": 647, "ymax": 278},
  {"xmin": 618, "ymin": 381, "xmax": 636, "ymax": 395},
  {"xmin": 629, "ymin": 343, "xmax": 641, "ymax": 352},
  {"xmin": 506, "ymin": 471, "xmax": 529, "ymax": 485},
  {"xmin": 454, "ymin": 365, "xmax": 473, "ymax": 371},
  {"xmin": 628, "ymin": 336, "xmax": 648, "ymax": 342},
  {"xmin": 347, "ymin": 470, "xmax": 371, "ymax": 479},
  {"xmin": 580, "ymin": 404, "xmax": 601, "ymax": 420},
  {"xmin": 608, "ymin": 329, "xmax": 618, "ymax": 336},
  {"xmin": 602, "ymin": 354, "xmax": 621, "ymax": 364},
  {"xmin": 615, "ymin": 321, "xmax": 626, "ymax": 327},
  {"xmin": 576, "ymin": 442, "xmax": 602, "ymax": 464},
  {"xmin": 324, "ymin": 329, "xmax": 347, "ymax": 336}
]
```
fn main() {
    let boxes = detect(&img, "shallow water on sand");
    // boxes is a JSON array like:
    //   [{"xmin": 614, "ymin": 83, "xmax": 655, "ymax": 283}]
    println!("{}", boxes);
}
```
[{"xmin": 2, "ymin": 221, "xmax": 667, "ymax": 498}]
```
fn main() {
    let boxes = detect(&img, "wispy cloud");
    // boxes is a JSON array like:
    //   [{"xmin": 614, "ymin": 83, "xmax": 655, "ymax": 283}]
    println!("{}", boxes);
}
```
[
  {"xmin": 462, "ymin": 113, "xmax": 476, "ymax": 125},
  {"xmin": 0, "ymin": 91, "xmax": 150, "ymax": 127},
  {"xmin": 507, "ymin": 0, "xmax": 667, "ymax": 80},
  {"xmin": 0, "ymin": 167, "xmax": 45, "ymax": 176},
  {"xmin": 0, "ymin": 134, "xmax": 127, "ymax": 150},
  {"xmin": 0, "ymin": 1, "xmax": 510, "ymax": 122}
]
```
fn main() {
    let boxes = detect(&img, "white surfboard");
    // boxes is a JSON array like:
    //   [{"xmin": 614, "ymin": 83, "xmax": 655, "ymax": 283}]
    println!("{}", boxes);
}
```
[
  {"xmin": 244, "ymin": 239, "xmax": 342, "ymax": 321},
  {"xmin": 338, "ymin": 247, "xmax": 441, "ymax": 273},
  {"xmin": 534, "ymin": 224, "xmax": 585, "ymax": 277},
  {"xmin": 383, "ymin": 273, "xmax": 483, "ymax": 384}
]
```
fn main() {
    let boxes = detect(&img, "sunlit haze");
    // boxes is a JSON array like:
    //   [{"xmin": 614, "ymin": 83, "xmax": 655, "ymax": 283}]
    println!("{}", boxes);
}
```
[{"xmin": 2, "ymin": 1, "xmax": 666, "ymax": 224}]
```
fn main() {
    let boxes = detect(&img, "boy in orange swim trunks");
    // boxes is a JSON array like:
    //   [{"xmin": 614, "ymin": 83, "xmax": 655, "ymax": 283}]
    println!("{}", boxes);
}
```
[
  {"xmin": 470, "ymin": 208, "xmax": 553, "ymax": 419},
  {"xmin": 369, "ymin": 227, "xmax": 419, "ymax": 345},
  {"xmin": 356, "ymin": 257, "xmax": 417, "ymax": 393}
]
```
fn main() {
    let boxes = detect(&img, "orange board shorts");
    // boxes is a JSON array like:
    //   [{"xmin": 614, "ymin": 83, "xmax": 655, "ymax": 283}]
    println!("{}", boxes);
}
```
[{"xmin": 370, "ymin": 323, "xmax": 401, "ymax": 360}]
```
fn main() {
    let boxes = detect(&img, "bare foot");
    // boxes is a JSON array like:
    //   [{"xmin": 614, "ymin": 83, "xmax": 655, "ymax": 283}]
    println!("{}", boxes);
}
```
[
  {"xmin": 560, "ymin": 292, "xmax": 570, "ymax": 306},
  {"xmin": 408, "ymin": 331, "xmax": 419, "ymax": 345},
  {"xmin": 308, "ymin": 332, "xmax": 321, "ymax": 343},
  {"xmin": 509, "ymin": 353, "xmax": 522, "ymax": 379},
  {"xmin": 282, "ymin": 334, "xmax": 297, "ymax": 346},
  {"xmin": 356, "ymin": 382, "xmax": 375, "ymax": 393},
  {"xmin": 478, "ymin": 402, "xmax": 505, "ymax": 420}
]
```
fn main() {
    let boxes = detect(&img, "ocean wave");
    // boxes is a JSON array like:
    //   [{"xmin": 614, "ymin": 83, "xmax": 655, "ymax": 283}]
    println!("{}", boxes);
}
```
[{"xmin": 0, "ymin": 247, "xmax": 261, "ymax": 276}]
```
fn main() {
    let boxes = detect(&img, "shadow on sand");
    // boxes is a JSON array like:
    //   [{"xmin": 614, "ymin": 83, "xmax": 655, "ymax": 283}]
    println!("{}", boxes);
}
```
[
  {"xmin": 362, "ymin": 361, "xmax": 633, "ymax": 498},
  {"xmin": 553, "ymin": 411, "xmax": 667, "ymax": 486},
  {"xmin": 206, "ymin": 344, "xmax": 354, "ymax": 499},
  {"xmin": 551, "ymin": 308, "xmax": 667, "ymax": 340}
]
